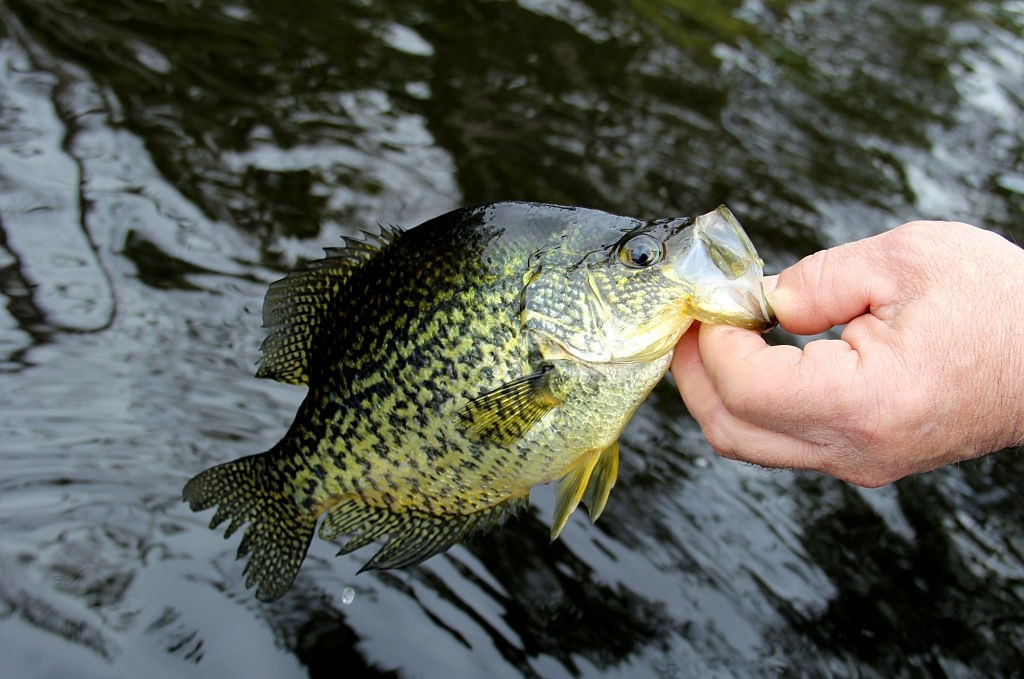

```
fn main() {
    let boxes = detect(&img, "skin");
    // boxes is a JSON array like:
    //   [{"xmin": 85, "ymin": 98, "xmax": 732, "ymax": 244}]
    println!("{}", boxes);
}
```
[{"xmin": 672, "ymin": 220, "xmax": 1024, "ymax": 487}]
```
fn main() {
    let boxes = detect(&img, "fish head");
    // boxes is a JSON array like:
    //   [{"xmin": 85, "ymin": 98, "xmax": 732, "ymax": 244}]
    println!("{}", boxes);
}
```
[{"xmin": 521, "ymin": 204, "xmax": 775, "ymax": 365}]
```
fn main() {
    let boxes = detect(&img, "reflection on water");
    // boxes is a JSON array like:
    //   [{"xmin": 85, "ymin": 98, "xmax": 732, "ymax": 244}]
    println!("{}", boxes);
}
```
[{"xmin": 0, "ymin": 0, "xmax": 1022, "ymax": 677}]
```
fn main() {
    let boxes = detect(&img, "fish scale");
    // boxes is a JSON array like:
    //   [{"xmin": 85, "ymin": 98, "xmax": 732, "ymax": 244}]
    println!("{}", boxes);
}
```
[{"xmin": 183, "ymin": 201, "xmax": 774, "ymax": 601}]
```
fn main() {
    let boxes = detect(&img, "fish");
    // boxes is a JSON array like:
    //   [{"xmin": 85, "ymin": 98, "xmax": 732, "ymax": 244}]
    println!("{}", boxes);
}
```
[{"xmin": 182, "ymin": 201, "xmax": 775, "ymax": 601}]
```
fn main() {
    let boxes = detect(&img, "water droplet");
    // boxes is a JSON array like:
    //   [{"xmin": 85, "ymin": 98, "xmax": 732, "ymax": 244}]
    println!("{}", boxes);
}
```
[{"xmin": 340, "ymin": 586, "xmax": 355, "ymax": 605}]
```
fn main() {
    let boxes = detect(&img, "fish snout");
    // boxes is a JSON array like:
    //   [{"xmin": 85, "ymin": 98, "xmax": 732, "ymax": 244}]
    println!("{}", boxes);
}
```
[{"xmin": 674, "ymin": 206, "xmax": 777, "ymax": 332}]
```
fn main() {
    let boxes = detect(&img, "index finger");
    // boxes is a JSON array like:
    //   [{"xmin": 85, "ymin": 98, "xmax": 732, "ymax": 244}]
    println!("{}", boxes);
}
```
[
  {"xmin": 696, "ymin": 324, "xmax": 864, "ymax": 433},
  {"xmin": 671, "ymin": 324, "xmax": 832, "ymax": 469}
]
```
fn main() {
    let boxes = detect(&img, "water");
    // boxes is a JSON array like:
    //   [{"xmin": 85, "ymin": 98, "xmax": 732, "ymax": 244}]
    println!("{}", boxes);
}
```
[{"xmin": 1, "ymin": 1, "xmax": 1022, "ymax": 677}]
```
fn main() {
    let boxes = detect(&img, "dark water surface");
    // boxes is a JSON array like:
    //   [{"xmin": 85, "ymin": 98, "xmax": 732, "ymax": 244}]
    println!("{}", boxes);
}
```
[{"xmin": 1, "ymin": 1, "xmax": 1023, "ymax": 677}]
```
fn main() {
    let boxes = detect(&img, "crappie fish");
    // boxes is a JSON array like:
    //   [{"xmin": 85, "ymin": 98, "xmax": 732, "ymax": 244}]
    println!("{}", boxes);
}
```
[{"xmin": 183, "ymin": 201, "xmax": 775, "ymax": 601}]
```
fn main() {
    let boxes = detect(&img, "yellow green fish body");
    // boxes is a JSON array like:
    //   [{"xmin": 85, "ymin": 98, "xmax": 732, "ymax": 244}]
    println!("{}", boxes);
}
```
[{"xmin": 183, "ymin": 202, "xmax": 774, "ymax": 600}]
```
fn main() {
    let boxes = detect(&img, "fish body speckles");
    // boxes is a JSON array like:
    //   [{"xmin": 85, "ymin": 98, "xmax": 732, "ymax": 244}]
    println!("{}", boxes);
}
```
[{"xmin": 183, "ymin": 201, "xmax": 775, "ymax": 601}]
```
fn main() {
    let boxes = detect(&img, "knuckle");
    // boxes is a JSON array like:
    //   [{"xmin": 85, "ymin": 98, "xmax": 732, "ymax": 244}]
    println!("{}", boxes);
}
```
[
  {"xmin": 714, "ymin": 378, "xmax": 755, "ymax": 420},
  {"xmin": 790, "ymin": 248, "xmax": 836, "ymax": 298},
  {"xmin": 883, "ymin": 221, "xmax": 958, "ymax": 276},
  {"xmin": 698, "ymin": 405, "xmax": 742, "ymax": 460},
  {"xmin": 816, "ymin": 446, "xmax": 896, "ymax": 487},
  {"xmin": 881, "ymin": 223, "xmax": 933, "ymax": 268},
  {"xmin": 846, "ymin": 469, "xmax": 893, "ymax": 488}
]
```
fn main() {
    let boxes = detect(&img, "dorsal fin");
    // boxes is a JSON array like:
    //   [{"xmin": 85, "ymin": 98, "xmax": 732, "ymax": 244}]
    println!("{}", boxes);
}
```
[
  {"xmin": 256, "ymin": 226, "xmax": 402, "ymax": 385},
  {"xmin": 318, "ymin": 494, "xmax": 528, "ymax": 570}
]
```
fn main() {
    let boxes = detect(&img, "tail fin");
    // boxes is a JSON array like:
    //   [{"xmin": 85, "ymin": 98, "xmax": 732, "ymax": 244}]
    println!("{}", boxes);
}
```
[{"xmin": 182, "ymin": 451, "xmax": 318, "ymax": 602}]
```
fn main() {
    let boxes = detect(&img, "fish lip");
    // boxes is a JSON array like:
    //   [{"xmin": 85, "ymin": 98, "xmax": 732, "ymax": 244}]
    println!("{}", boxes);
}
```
[
  {"xmin": 761, "ymin": 296, "xmax": 778, "ymax": 332},
  {"xmin": 694, "ymin": 206, "xmax": 760, "ymax": 269},
  {"xmin": 671, "ymin": 205, "xmax": 776, "ymax": 332},
  {"xmin": 719, "ymin": 286, "xmax": 777, "ymax": 331},
  {"xmin": 742, "ymin": 285, "xmax": 777, "ymax": 332}
]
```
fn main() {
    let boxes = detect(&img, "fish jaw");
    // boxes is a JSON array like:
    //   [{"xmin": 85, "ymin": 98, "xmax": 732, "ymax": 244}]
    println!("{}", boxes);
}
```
[{"xmin": 668, "ymin": 206, "xmax": 776, "ymax": 332}]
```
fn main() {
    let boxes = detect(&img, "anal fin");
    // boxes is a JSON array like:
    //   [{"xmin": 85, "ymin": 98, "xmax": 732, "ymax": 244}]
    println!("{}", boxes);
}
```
[
  {"xmin": 550, "ymin": 441, "xmax": 620, "ymax": 540},
  {"xmin": 319, "ymin": 495, "xmax": 528, "ymax": 570}
]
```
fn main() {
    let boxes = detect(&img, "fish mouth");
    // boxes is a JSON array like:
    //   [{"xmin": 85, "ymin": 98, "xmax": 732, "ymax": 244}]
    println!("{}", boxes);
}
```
[
  {"xmin": 684, "ymin": 280, "xmax": 776, "ymax": 331},
  {"xmin": 672, "ymin": 206, "xmax": 777, "ymax": 332}
]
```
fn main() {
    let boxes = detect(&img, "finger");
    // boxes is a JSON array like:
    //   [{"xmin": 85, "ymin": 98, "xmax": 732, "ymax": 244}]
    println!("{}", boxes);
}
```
[
  {"xmin": 770, "ymin": 236, "xmax": 898, "ymax": 335},
  {"xmin": 701, "ymin": 404, "xmax": 829, "ymax": 472},
  {"xmin": 671, "ymin": 324, "xmax": 714, "ymax": 422},
  {"xmin": 672, "ymin": 328, "xmax": 829, "ymax": 469},
  {"xmin": 671, "ymin": 322, "xmax": 703, "ymax": 379},
  {"xmin": 697, "ymin": 324, "xmax": 863, "ymax": 432},
  {"xmin": 671, "ymin": 323, "xmax": 715, "ymax": 427}
]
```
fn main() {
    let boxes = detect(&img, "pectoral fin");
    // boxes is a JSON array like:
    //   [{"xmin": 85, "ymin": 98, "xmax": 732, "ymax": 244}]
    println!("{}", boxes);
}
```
[
  {"xmin": 581, "ymin": 441, "xmax": 619, "ymax": 523},
  {"xmin": 457, "ymin": 365, "xmax": 563, "ymax": 445}
]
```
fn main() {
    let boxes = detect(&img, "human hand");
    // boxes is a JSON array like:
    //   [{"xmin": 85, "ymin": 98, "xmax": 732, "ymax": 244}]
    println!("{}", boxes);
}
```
[{"xmin": 671, "ymin": 220, "xmax": 1024, "ymax": 487}]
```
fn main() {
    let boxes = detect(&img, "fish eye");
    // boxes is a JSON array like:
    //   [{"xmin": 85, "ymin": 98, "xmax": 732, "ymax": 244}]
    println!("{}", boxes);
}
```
[{"xmin": 618, "ymin": 234, "xmax": 664, "ymax": 268}]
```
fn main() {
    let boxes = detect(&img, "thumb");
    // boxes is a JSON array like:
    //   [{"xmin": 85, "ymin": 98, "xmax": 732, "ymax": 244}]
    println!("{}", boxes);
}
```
[{"xmin": 769, "ymin": 236, "xmax": 897, "ymax": 336}]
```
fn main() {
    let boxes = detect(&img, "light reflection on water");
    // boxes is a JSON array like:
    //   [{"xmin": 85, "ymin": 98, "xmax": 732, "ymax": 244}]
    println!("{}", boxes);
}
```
[{"xmin": 0, "ymin": 0, "xmax": 1022, "ymax": 677}]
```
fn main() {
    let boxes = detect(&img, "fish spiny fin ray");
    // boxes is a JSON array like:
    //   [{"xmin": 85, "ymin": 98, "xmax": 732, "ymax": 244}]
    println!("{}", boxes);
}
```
[
  {"xmin": 457, "ymin": 366, "xmax": 563, "ymax": 445},
  {"xmin": 256, "ymin": 225, "xmax": 403, "ymax": 385},
  {"xmin": 182, "ymin": 449, "xmax": 319, "ymax": 601},
  {"xmin": 581, "ymin": 441, "xmax": 619, "ymax": 523},
  {"xmin": 319, "ymin": 495, "xmax": 529, "ymax": 570},
  {"xmin": 550, "ymin": 448, "xmax": 603, "ymax": 541}
]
